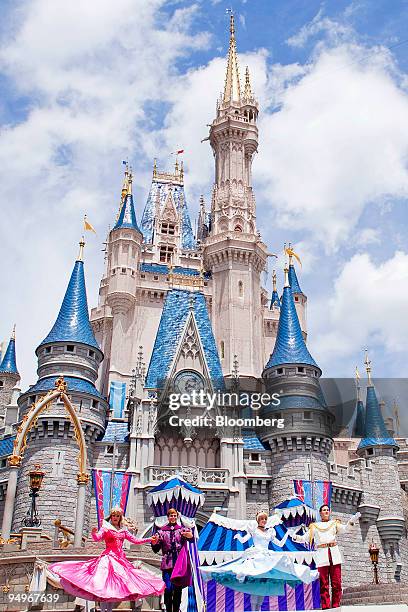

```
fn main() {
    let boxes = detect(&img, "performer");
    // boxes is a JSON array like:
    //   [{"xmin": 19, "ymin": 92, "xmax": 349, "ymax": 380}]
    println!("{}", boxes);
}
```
[
  {"xmin": 151, "ymin": 507, "xmax": 194, "ymax": 612},
  {"xmin": 292, "ymin": 505, "xmax": 361, "ymax": 609},
  {"xmin": 200, "ymin": 510, "xmax": 319, "ymax": 612},
  {"xmin": 50, "ymin": 507, "xmax": 165, "ymax": 612}
]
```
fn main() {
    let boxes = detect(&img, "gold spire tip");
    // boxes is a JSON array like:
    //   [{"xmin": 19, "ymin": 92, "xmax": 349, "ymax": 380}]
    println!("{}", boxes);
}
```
[
  {"xmin": 364, "ymin": 349, "xmax": 372, "ymax": 386},
  {"xmin": 283, "ymin": 266, "xmax": 290, "ymax": 288},
  {"xmin": 77, "ymin": 236, "xmax": 85, "ymax": 262},
  {"xmin": 272, "ymin": 269, "xmax": 277, "ymax": 290},
  {"xmin": 230, "ymin": 13, "xmax": 235, "ymax": 36},
  {"xmin": 11, "ymin": 324, "xmax": 16, "ymax": 340}
]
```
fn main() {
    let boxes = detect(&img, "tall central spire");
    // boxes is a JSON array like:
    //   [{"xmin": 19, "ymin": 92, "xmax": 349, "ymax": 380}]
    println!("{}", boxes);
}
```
[{"xmin": 223, "ymin": 14, "xmax": 241, "ymax": 105}]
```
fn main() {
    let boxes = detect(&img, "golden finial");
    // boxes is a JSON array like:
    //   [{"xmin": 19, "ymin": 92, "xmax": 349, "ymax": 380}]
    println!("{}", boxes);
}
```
[
  {"xmin": 11, "ymin": 324, "xmax": 16, "ymax": 340},
  {"xmin": 180, "ymin": 160, "xmax": 184, "ymax": 183},
  {"xmin": 127, "ymin": 167, "xmax": 133, "ymax": 195},
  {"xmin": 364, "ymin": 350, "xmax": 373, "ymax": 386},
  {"xmin": 272, "ymin": 269, "xmax": 277, "ymax": 291},
  {"xmin": 121, "ymin": 162, "xmax": 129, "ymax": 201},
  {"xmin": 153, "ymin": 158, "xmax": 157, "ymax": 179},
  {"xmin": 175, "ymin": 157, "xmax": 179, "ymax": 175},
  {"xmin": 244, "ymin": 66, "xmax": 252, "ymax": 99},
  {"xmin": 77, "ymin": 237, "xmax": 85, "ymax": 262},
  {"xmin": 283, "ymin": 266, "xmax": 290, "ymax": 288},
  {"xmin": 223, "ymin": 10, "xmax": 241, "ymax": 104}
]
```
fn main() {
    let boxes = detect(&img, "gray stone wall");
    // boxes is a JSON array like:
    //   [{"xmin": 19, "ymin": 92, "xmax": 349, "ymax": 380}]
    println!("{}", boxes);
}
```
[
  {"xmin": 12, "ymin": 424, "xmax": 95, "ymax": 536},
  {"xmin": 269, "ymin": 446, "xmax": 330, "ymax": 507}
]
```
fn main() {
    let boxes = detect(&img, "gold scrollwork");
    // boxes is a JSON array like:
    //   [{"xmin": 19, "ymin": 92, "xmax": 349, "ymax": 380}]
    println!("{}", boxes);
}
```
[
  {"xmin": 77, "ymin": 473, "xmax": 90, "ymax": 485},
  {"xmin": 55, "ymin": 376, "xmax": 68, "ymax": 393},
  {"xmin": 7, "ymin": 455, "xmax": 22, "ymax": 468}
]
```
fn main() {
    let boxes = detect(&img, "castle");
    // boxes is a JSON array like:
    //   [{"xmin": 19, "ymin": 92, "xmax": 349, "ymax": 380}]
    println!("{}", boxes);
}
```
[{"xmin": 0, "ymin": 15, "xmax": 407, "ymax": 592}]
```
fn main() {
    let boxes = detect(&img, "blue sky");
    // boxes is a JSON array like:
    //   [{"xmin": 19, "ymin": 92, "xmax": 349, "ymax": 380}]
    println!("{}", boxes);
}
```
[{"xmin": 1, "ymin": 0, "xmax": 408, "ymax": 403}]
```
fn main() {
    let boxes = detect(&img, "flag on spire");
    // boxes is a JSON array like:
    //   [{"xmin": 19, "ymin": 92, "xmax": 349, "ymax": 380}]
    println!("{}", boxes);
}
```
[{"xmin": 84, "ymin": 215, "xmax": 97, "ymax": 234}]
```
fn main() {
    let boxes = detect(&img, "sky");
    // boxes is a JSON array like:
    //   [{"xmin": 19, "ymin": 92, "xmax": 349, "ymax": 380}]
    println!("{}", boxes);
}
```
[{"xmin": 1, "ymin": 0, "xmax": 408, "ymax": 406}]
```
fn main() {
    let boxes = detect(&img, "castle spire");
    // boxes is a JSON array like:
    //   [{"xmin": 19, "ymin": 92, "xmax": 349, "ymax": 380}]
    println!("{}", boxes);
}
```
[
  {"xmin": 223, "ymin": 13, "xmax": 241, "ymax": 104},
  {"xmin": 364, "ymin": 349, "xmax": 372, "ymax": 386},
  {"xmin": 38, "ymin": 243, "xmax": 99, "ymax": 350},
  {"xmin": 0, "ymin": 327, "xmax": 19, "ymax": 374},
  {"xmin": 270, "ymin": 269, "xmax": 281, "ymax": 309},
  {"xmin": 114, "ymin": 165, "xmax": 140, "ymax": 231},
  {"xmin": 351, "ymin": 366, "xmax": 365, "ymax": 437},
  {"xmin": 265, "ymin": 267, "xmax": 318, "ymax": 369}
]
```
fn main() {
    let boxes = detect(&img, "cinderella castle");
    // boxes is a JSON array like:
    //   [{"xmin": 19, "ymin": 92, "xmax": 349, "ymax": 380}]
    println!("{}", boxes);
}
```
[{"xmin": 0, "ymin": 15, "xmax": 407, "ymax": 597}]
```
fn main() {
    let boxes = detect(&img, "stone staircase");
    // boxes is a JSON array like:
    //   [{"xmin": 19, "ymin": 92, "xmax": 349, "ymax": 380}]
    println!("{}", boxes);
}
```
[{"xmin": 342, "ymin": 582, "xmax": 408, "ymax": 606}]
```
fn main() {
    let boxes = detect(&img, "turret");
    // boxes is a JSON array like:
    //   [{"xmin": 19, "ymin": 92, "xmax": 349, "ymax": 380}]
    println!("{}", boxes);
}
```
[
  {"xmin": 285, "ymin": 244, "xmax": 307, "ymax": 333},
  {"xmin": 140, "ymin": 158, "xmax": 196, "ymax": 266},
  {"xmin": 269, "ymin": 270, "xmax": 281, "ymax": 310},
  {"xmin": 14, "ymin": 240, "xmax": 107, "ymax": 535},
  {"xmin": 203, "ymin": 14, "xmax": 268, "ymax": 376},
  {"xmin": 105, "ymin": 164, "xmax": 143, "ymax": 315},
  {"xmin": 262, "ymin": 266, "xmax": 333, "ymax": 505},
  {"xmin": 0, "ymin": 326, "xmax": 20, "ymax": 425},
  {"xmin": 357, "ymin": 353, "xmax": 398, "ymax": 457},
  {"xmin": 350, "ymin": 367, "xmax": 365, "ymax": 437}
]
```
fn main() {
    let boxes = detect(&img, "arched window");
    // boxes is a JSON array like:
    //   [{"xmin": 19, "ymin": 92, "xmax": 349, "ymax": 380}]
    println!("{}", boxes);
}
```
[
  {"xmin": 220, "ymin": 341, "xmax": 225, "ymax": 359},
  {"xmin": 234, "ymin": 225, "xmax": 243, "ymax": 232}
]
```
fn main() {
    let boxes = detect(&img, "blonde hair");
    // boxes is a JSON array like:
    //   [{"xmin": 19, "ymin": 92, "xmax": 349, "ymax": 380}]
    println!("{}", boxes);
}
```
[
  {"xmin": 256, "ymin": 511, "xmax": 268, "ymax": 522},
  {"xmin": 105, "ymin": 507, "xmax": 138, "ymax": 532}
]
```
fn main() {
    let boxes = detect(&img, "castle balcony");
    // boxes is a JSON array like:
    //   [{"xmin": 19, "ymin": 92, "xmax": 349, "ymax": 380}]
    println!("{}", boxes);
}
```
[
  {"xmin": 331, "ymin": 483, "xmax": 363, "ymax": 508},
  {"xmin": 145, "ymin": 465, "xmax": 230, "ymax": 490}
]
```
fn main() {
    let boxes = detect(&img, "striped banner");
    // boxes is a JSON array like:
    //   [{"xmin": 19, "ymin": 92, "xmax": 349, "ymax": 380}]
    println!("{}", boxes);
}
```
[
  {"xmin": 203, "ymin": 580, "xmax": 320, "ymax": 611},
  {"xmin": 109, "ymin": 381, "xmax": 126, "ymax": 418},
  {"xmin": 92, "ymin": 469, "xmax": 132, "ymax": 527},
  {"xmin": 293, "ymin": 480, "xmax": 332, "ymax": 510}
]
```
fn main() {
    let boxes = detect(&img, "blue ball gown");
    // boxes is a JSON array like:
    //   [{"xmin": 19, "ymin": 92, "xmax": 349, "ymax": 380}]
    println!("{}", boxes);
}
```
[{"xmin": 200, "ymin": 523, "xmax": 318, "ymax": 597}]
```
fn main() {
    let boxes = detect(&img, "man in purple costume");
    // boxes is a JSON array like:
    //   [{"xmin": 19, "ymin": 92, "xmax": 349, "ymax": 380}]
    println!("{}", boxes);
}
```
[{"xmin": 151, "ymin": 508, "xmax": 193, "ymax": 612}]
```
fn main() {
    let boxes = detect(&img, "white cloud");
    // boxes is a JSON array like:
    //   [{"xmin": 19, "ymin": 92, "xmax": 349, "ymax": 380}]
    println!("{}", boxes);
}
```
[
  {"xmin": 0, "ymin": 0, "xmax": 210, "ymax": 389},
  {"xmin": 311, "ymin": 251, "xmax": 408, "ymax": 365}
]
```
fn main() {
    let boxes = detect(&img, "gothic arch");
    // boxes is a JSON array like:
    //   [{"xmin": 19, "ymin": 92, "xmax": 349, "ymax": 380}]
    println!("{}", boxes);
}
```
[{"xmin": 9, "ymin": 376, "xmax": 88, "ymax": 480}]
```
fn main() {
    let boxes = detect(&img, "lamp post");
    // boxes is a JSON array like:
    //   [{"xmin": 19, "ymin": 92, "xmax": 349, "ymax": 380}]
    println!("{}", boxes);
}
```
[
  {"xmin": 22, "ymin": 465, "xmax": 45, "ymax": 527},
  {"xmin": 369, "ymin": 540, "xmax": 380, "ymax": 584}
]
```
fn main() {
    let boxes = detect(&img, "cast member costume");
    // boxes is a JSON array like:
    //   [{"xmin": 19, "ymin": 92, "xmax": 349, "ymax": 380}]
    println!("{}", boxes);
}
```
[
  {"xmin": 50, "ymin": 520, "xmax": 165, "ymax": 603},
  {"xmin": 292, "ymin": 513, "xmax": 360, "ymax": 609}
]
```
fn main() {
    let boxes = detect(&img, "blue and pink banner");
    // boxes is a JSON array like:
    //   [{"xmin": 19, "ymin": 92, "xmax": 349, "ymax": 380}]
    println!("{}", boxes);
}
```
[
  {"xmin": 92, "ymin": 469, "xmax": 132, "ymax": 527},
  {"xmin": 109, "ymin": 381, "xmax": 126, "ymax": 418},
  {"xmin": 203, "ymin": 580, "xmax": 320, "ymax": 611},
  {"xmin": 293, "ymin": 480, "xmax": 332, "ymax": 510}
]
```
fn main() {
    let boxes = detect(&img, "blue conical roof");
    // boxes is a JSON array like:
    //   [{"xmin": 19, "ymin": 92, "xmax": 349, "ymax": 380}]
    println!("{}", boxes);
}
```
[
  {"xmin": 351, "ymin": 399, "xmax": 365, "ymax": 437},
  {"xmin": 270, "ymin": 289, "xmax": 281, "ymax": 309},
  {"xmin": 288, "ymin": 264, "xmax": 303, "ymax": 294},
  {"xmin": 114, "ymin": 193, "xmax": 140, "ymax": 231},
  {"xmin": 0, "ymin": 337, "xmax": 18, "ymax": 374},
  {"xmin": 358, "ymin": 386, "xmax": 397, "ymax": 449},
  {"xmin": 39, "ymin": 259, "xmax": 99, "ymax": 350},
  {"xmin": 265, "ymin": 278, "xmax": 318, "ymax": 369}
]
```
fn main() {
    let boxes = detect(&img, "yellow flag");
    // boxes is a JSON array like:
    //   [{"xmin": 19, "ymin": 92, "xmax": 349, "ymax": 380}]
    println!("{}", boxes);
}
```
[
  {"xmin": 285, "ymin": 246, "xmax": 302, "ymax": 266},
  {"xmin": 84, "ymin": 215, "xmax": 97, "ymax": 234}
]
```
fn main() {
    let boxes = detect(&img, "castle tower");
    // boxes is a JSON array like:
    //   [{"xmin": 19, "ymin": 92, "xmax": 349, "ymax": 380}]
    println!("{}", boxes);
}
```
[
  {"xmin": 203, "ymin": 15, "xmax": 268, "ymax": 377},
  {"xmin": 13, "ymin": 241, "xmax": 107, "ymax": 534},
  {"xmin": 0, "ymin": 327, "xmax": 20, "ymax": 414},
  {"xmin": 96, "ymin": 165, "xmax": 143, "ymax": 389},
  {"xmin": 356, "ymin": 353, "xmax": 404, "ymax": 576},
  {"xmin": 140, "ymin": 159, "xmax": 196, "ymax": 266},
  {"xmin": 262, "ymin": 266, "xmax": 333, "ymax": 506}
]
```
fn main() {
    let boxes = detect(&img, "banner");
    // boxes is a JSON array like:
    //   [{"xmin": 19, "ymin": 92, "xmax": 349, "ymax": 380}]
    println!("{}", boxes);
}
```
[
  {"xmin": 92, "ymin": 469, "xmax": 132, "ymax": 527},
  {"xmin": 109, "ymin": 381, "xmax": 126, "ymax": 418},
  {"xmin": 293, "ymin": 480, "xmax": 332, "ymax": 510}
]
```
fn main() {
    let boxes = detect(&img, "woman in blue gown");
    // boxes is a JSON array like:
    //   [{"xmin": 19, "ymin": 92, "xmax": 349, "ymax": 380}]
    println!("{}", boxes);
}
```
[{"xmin": 200, "ymin": 511, "xmax": 318, "ymax": 611}]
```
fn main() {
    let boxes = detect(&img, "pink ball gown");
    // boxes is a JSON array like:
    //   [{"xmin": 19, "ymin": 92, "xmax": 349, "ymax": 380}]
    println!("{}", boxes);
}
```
[{"xmin": 49, "ymin": 521, "xmax": 166, "ymax": 603}]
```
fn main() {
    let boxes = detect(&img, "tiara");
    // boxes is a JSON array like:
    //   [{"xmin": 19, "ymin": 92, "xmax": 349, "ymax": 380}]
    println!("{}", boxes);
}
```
[{"xmin": 110, "ymin": 506, "xmax": 124, "ymax": 514}]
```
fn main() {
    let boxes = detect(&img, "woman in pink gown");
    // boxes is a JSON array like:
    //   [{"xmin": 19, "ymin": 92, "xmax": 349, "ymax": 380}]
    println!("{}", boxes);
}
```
[{"xmin": 50, "ymin": 507, "xmax": 165, "ymax": 612}]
